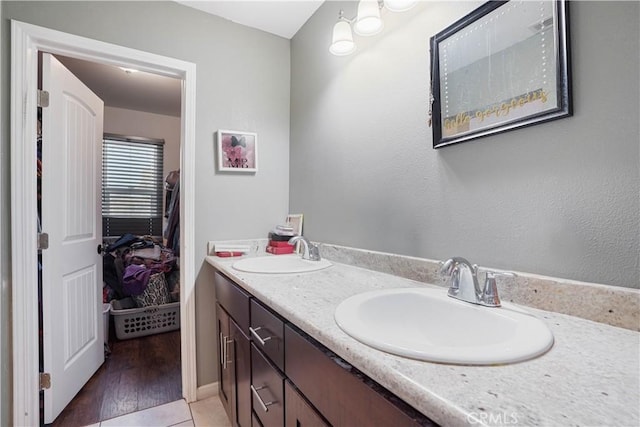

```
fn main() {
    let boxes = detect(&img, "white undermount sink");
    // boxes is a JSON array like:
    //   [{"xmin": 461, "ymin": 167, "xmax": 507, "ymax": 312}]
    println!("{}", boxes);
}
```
[
  {"xmin": 334, "ymin": 287, "xmax": 554, "ymax": 365},
  {"xmin": 232, "ymin": 255, "xmax": 332, "ymax": 274}
]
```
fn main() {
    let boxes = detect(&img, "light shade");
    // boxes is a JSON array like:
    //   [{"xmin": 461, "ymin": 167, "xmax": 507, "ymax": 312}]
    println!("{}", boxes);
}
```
[
  {"xmin": 329, "ymin": 20, "xmax": 356, "ymax": 56},
  {"xmin": 354, "ymin": 0, "xmax": 383, "ymax": 36},
  {"xmin": 383, "ymin": 0, "xmax": 418, "ymax": 12}
]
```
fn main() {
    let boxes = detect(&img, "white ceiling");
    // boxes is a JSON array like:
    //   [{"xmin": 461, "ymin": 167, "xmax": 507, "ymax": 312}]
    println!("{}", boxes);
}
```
[
  {"xmin": 56, "ymin": 55, "xmax": 183, "ymax": 117},
  {"xmin": 56, "ymin": 1, "xmax": 322, "ymax": 117},
  {"xmin": 176, "ymin": 0, "xmax": 324, "ymax": 39}
]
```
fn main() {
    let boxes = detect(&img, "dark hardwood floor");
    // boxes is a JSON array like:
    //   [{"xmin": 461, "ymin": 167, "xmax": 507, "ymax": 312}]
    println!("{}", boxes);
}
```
[{"xmin": 50, "ymin": 329, "xmax": 182, "ymax": 426}]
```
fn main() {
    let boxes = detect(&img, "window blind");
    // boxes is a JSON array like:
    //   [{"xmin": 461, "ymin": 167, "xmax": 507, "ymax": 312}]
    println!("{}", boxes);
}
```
[{"xmin": 102, "ymin": 134, "xmax": 164, "ymax": 237}]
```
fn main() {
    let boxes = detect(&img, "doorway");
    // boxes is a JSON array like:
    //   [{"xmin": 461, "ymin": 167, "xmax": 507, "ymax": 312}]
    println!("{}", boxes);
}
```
[
  {"xmin": 38, "ymin": 53, "xmax": 183, "ymax": 424},
  {"xmin": 11, "ymin": 20, "xmax": 197, "ymax": 427}
]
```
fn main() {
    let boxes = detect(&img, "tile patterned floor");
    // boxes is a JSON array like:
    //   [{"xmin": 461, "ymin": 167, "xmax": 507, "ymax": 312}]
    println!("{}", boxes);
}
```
[{"xmin": 84, "ymin": 396, "xmax": 231, "ymax": 427}]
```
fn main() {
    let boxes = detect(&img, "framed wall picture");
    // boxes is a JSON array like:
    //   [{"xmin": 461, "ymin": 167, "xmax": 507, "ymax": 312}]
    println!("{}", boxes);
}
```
[
  {"xmin": 429, "ymin": 0, "xmax": 572, "ymax": 148},
  {"xmin": 286, "ymin": 214, "xmax": 303, "ymax": 236},
  {"xmin": 286, "ymin": 214, "xmax": 304, "ymax": 253},
  {"xmin": 217, "ymin": 129, "xmax": 258, "ymax": 172}
]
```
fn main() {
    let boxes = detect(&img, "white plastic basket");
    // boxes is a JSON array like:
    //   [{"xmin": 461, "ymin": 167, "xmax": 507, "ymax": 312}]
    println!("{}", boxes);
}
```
[{"xmin": 110, "ymin": 301, "xmax": 180, "ymax": 340}]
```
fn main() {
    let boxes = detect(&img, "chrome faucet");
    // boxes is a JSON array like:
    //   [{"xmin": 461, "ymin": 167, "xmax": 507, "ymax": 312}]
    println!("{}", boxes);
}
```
[
  {"xmin": 440, "ymin": 257, "xmax": 513, "ymax": 307},
  {"xmin": 288, "ymin": 236, "xmax": 321, "ymax": 261}
]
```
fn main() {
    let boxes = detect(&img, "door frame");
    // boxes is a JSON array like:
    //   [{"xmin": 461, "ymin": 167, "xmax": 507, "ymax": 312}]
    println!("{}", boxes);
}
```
[{"xmin": 11, "ymin": 20, "xmax": 197, "ymax": 426}]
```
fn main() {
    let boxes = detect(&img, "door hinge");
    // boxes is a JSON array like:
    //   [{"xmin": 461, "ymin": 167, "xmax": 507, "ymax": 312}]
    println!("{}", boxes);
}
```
[
  {"xmin": 37, "ymin": 232, "xmax": 49, "ymax": 250},
  {"xmin": 40, "ymin": 372, "xmax": 51, "ymax": 390},
  {"xmin": 37, "ymin": 90, "xmax": 50, "ymax": 108}
]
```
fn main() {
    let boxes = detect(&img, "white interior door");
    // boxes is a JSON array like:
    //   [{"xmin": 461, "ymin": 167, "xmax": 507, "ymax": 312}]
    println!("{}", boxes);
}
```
[{"xmin": 41, "ymin": 52, "xmax": 105, "ymax": 424}]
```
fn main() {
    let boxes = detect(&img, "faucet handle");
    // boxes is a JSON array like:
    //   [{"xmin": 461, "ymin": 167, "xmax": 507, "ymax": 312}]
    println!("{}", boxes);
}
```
[
  {"xmin": 486, "ymin": 270, "xmax": 516, "ymax": 279},
  {"xmin": 307, "ymin": 242, "xmax": 321, "ymax": 261},
  {"xmin": 481, "ymin": 272, "xmax": 501, "ymax": 307},
  {"xmin": 481, "ymin": 271, "xmax": 515, "ymax": 307}
]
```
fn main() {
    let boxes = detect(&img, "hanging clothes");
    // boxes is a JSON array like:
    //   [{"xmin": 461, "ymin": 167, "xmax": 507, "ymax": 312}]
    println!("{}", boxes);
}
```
[
  {"xmin": 165, "ymin": 179, "xmax": 180, "ymax": 255},
  {"xmin": 164, "ymin": 170, "xmax": 180, "ymax": 218}
]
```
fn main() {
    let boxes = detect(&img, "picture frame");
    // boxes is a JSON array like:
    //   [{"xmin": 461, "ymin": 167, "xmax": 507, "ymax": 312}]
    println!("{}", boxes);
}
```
[
  {"xmin": 429, "ymin": 0, "xmax": 571, "ymax": 148},
  {"xmin": 285, "ymin": 214, "xmax": 303, "ymax": 236},
  {"xmin": 216, "ymin": 129, "xmax": 258, "ymax": 172},
  {"xmin": 285, "ymin": 214, "xmax": 304, "ymax": 253}
]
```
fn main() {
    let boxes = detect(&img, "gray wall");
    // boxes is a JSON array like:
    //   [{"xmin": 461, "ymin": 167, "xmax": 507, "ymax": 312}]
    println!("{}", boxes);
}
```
[
  {"xmin": 290, "ymin": 1, "xmax": 639, "ymax": 288},
  {"xmin": 0, "ymin": 1, "xmax": 291, "ymax": 415}
]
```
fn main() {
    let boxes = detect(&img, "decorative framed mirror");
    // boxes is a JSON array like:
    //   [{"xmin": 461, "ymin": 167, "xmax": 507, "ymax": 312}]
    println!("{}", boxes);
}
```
[{"xmin": 430, "ymin": 0, "xmax": 572, "ymax": 148}]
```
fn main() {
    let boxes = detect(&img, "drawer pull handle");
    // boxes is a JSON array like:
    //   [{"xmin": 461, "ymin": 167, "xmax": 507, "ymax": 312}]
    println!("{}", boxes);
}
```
[
  {"xmin": 220, "ymin": 333, "xmax": 233, "ymax": 370},
  {"xmin": 224, "ymin": 337, "xmax": 233, "ymax": 370},
  {"xmin": 250, "ymin": 326, "xmax": 273, "ymax": 346},
  {"xmin": 219, "ymin": 332, "xmax": 225, "ymax": 368},
  {"xmin": 251, "ymin": 384, "xmax": 276, "ymax": 412}
]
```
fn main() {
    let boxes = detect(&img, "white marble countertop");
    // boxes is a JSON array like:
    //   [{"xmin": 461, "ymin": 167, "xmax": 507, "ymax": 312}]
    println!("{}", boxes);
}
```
[{"xmin": 206, "ymin": 255, "xmax": 640, "ymax": 427}]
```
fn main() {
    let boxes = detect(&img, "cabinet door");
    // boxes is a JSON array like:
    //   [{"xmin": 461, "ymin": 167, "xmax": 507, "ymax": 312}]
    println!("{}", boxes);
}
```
[
  {"xmin": 231, "ymin": 319, "xmax": 252, "ymax": 427},
  {"xmin": 217, "ymin": 304, "xmax": 234, "ymax": 422},
  {"xmin": 285, "ymin": 380, "xmax": 329, "ymax": 427}
]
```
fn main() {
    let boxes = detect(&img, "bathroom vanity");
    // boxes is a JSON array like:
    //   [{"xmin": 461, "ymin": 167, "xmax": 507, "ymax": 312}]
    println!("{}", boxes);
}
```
[
  {"xmin": 207, "ymin": 250, "xmax": 639, "ymax": 426},
  {"xmin": 214, "ymin": 270, "xmax": 432, "ymax": 426}
]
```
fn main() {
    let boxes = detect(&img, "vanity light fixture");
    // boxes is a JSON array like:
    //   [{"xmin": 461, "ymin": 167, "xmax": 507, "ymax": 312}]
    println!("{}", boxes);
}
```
[
  {"xmin": 354, "ymin": 0, "xmax": 384, "ymax": 36},
  {"xmin": 329, "ymin": 10, "xmax": 357, "ymax": 56},
  {"xmin": 329, "ymin": 0, "xmax": 418, "ymax": 56},
  {"xmin": 383, "ymin": 0, "xmax": 418, "ymax": 12}
]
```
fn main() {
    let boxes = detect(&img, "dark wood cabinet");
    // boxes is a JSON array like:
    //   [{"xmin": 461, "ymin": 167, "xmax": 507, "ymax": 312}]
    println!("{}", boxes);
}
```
[
  {"xmin": 216, "ymin": 272, "xmax": 252, "ymax": 427},
  {"xmin": 215, "ymin": 272, "xmax": 251, "ymax": 333},
  {"xmin": 251, "ymin": 343, "xmax": 285, "ymax": 426},
  {"xmin": 217, "ymin": 306, "xmax": 252, "ymax": 427},
  {"xmin": 217, "ymin": 303, "xmax": 234, "ymax": 422},
  {"xmin": 252, "ymin": 411, "xmax": 263, "ymax": 427},
  {"xmin": 214, "ymin": 270, "xmax": 436, "ymax": 427},
  {"xmin": 284, "ymin": 380, "xmax": 329, "ymax": 427},
  {"xmin": 285, "ymin": 325, "xmax": 433, "ymax": 427},
  {"xmin": 250, "ymin": 300, "xmax": 285, "ymax": 371}
]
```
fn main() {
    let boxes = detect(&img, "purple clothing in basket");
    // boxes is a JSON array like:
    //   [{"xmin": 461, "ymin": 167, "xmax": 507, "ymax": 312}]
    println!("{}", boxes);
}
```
[
  {"xmin": 122, "ymin": 261, "xmax": 173, "ymax": 296},
  {"xmin": 122, "ymin": 264, "xmax": 153, "ymax": 296}
]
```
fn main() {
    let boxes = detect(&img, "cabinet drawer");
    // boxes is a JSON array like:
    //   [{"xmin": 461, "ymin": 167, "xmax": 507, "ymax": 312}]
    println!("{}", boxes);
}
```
[
  {"xmin": 251, "ymin": 343, "xmax": 284, "ymax": 427},
  {"xmin": 285, "ymin": 380, "xmax": 329, "ymax": 427},
  {"xmin": 215, "ymin": 272, "xmax": 251, "ymax": 333},
  {"xmin": 252, "ymin": 411, "xmax": 262, "ymax": 427},
  {"xmin": 250, "ymin": 300, "xmax": 285, "ymax": 371},
  {"xmin": 285, "ymin": 325, "xmax": 434, "ymax": 427}
]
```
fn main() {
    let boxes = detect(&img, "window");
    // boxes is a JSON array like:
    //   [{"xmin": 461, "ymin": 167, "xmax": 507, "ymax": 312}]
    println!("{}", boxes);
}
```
[{"xmin": 102, "ymin": 134, "xmax": 164, "ymax": 237}]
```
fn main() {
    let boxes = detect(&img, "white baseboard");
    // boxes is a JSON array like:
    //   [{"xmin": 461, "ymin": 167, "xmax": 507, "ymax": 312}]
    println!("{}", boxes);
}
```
[{"xmin": 196, "ymin": 382, "xmax": 219, "ymax": 400}]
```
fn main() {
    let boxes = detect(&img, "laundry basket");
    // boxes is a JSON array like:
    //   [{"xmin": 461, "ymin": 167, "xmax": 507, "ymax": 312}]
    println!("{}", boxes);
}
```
[{"xmin": 110, "ymin": 300, "xmax": 180, "ymax": 340}]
